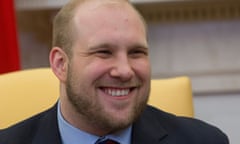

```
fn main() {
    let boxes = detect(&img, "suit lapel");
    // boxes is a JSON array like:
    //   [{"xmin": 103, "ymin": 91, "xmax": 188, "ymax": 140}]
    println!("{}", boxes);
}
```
[
  {"xmin": 32, "ymin": 104, "xmax": 62, "ymax": 144},
  {"xmin": 30, "ymin": 105, "xmax": 169, "ymax": 144},
  {"xmin": 131, "ymin": 106, "xmax": 168, "ymax": 144}
]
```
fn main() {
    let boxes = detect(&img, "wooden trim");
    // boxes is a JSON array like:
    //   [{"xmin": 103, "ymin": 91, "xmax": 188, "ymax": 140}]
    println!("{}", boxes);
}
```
[{"xmin": 135, "ymin": 1, "xmax": 240, "ymax": 22}]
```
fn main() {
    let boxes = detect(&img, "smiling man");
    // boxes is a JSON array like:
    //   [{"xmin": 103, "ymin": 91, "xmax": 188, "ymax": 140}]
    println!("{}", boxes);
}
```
[
  {"xmin": 51, "ymin": 0, "xmax": 151, "ymax": 137},
  {"xmin": 0, "ymin": 0, "xmax": 229, "ymax": 144}
]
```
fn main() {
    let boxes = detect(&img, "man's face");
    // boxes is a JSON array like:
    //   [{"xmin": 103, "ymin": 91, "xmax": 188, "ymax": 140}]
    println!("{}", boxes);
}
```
[{"xmin": 65, "ymin": 1, "xmax": 151, "ymax": 135}]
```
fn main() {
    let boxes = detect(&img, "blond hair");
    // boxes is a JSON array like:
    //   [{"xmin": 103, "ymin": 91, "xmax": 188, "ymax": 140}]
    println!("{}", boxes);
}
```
[{"xmin": 52, "ymin": 0, "xmax": 82, "ymax": 56}]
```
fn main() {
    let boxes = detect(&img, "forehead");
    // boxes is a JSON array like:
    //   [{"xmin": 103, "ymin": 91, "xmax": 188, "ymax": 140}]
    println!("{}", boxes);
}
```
[
  {"xmin": 70, "ymin": 0, "xmax": 147, "ymax": 49},
  {"xmin": 73, "ymin": 0, "xmax": 144, "ymax": 28}
]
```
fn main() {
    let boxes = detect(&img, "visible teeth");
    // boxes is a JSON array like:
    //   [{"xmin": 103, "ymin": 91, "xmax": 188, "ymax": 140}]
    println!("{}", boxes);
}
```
[{"xmin": 104, "ymin": 88, "xmax": 130, "ymax": 96}]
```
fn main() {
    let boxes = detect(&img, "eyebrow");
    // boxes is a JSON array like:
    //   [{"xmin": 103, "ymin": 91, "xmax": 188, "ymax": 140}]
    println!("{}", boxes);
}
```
[
  {"xmin": 88, "ymin": 43, "xmax": 115, "ymax": 51},
  {"xmin": 89, "ymin": 42, "xmax": 148, "ymax": 50},
  {"xmin": 129, "ymin": 43, "xmax": 149, "ymax": 50}
]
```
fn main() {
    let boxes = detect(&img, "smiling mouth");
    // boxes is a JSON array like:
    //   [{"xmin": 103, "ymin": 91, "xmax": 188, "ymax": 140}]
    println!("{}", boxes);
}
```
[{"xmin": 100, "ymin": 87, "xmax": 135, "ymax": 97}]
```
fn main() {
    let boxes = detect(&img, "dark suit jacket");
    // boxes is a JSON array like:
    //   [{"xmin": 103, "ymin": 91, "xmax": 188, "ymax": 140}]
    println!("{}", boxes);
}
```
[{"xmin": 0, "ymin": 104, "xmax": 229, "ymax": 144}]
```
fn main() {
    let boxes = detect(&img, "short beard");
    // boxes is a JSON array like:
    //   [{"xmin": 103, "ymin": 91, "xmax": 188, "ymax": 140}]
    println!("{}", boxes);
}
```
[{"xmin": 65, "ymin": 65, "xmax": 149, "ymax": 135}]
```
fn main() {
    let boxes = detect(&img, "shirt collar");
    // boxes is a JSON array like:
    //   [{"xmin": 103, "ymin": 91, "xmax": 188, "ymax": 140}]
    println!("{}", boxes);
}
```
[{"xmin": 57, "ymin": 102, "xmax": 132, "ymax": 144}]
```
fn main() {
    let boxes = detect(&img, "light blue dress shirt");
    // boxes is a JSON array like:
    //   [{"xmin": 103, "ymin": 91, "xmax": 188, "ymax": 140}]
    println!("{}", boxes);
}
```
[{"xmin": 57, "ymin": 102, "xmax": 132, "ymax": 144}]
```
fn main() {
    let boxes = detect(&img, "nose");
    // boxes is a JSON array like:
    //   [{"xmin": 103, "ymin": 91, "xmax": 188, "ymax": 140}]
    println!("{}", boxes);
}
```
[{"xmin": 109, "ymin": 55, "xmax": 134, "ymax": 81}]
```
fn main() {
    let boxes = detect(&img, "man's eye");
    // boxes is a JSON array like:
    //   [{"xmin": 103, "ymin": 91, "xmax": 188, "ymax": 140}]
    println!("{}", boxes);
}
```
[
  {"xmin": 129, "ymin": 49, "xmax": 148, "ymax": 57},
  {"xmin": 97, "ymin": 50, "xmax": 111, "ymax": 54},
  {"xmin": 95, "ymin": 50, "xmax": 112, "ymax": 58}
]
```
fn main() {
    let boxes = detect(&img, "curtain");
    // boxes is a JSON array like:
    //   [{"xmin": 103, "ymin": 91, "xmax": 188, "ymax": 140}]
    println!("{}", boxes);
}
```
[{"xmin": 0, "ymin": 0, "xmax": 20, "ymax": 74}]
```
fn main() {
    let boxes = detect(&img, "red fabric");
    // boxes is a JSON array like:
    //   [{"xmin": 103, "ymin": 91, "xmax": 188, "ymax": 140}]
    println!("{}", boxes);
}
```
[{"xmin": 0, "ymin": 0, "xmax": 20, "ymax": 74}]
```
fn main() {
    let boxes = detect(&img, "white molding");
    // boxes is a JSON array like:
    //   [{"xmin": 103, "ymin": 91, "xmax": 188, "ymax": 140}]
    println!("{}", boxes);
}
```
[
  {"xmin": 15, "ymin": 0, "xmax": 185, "ymax": 10},
  {"xmin": 191, "ymin": 74, "xmax": 240, "ymax": 94},
  {"xmin": 148, "ymin": 20, "xmax": 240, "ymax": 94},
  {"xmin": 15, "ymin": 0, "xmax": 68, "ymax": 10}
]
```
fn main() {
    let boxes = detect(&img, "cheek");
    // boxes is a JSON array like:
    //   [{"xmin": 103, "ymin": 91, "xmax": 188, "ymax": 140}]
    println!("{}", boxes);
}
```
[
  {"xmin": 81, "ymin": 60, "xmax": 110, "ymax": 80},
  {"xmin": 132, "ymin": 60, "xmax": 151, "ymax": 80}
]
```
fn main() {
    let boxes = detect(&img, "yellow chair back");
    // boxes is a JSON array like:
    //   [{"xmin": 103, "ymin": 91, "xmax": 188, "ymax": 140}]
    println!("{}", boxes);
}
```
[
  {"xmin": 148, "ymin": 77, "xmax": 194, "ymax": 117},
  {"xmin": 0, "ymin": 68, "xmax": 194, "ymax": 129},
  {"xmin": 0, "ymin": 68, "xmax": 59, "ymax": 129}
]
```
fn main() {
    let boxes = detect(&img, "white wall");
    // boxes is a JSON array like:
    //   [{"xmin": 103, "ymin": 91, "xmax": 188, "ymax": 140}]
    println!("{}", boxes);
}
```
[
  {"xmin": 148, "ymin": 20, "xmax": 240, "ymax": 94},
  {"xmin": 147, "ymin": 20, "xmax": 240, "ymax": 144},
  {"xmin": 15, "ymin": 0, "xmax": 183, "ymax": 10},
  {"xmin": 194, "ymin": 93, "xmax": 240, "ymax": 144}
]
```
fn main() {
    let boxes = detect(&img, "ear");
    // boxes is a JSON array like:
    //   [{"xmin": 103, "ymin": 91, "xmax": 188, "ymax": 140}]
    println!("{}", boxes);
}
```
[{"xmin": 49, "ymin": 47, "xmax": 69, "ymax": 82}]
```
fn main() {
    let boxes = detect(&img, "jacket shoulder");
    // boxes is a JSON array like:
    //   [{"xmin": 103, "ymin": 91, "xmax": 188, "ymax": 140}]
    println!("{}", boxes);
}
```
[
  {"xmin": 0, "ymin": 106, "xmax": 58, "ymax": 144},
  {"xmin": 139, "ymin": 106, "xmax": 229, "ymax": 144}
]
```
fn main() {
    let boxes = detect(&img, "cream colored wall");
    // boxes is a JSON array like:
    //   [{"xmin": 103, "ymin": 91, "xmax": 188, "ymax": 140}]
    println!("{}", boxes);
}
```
[
  {"xmin": 15, "ymin": 0, "xmax": 177, "ymax": 10},
  {"xmin": 194, "ymin": 93, "xmax": 240, "ymax": 144},
  {"xmin": 147, "ymin": 20, "xmax": 240, "ymax": 144},
  {"xmin": 148, "ymin": 20, "xmax": 240, "ymax": 94}
]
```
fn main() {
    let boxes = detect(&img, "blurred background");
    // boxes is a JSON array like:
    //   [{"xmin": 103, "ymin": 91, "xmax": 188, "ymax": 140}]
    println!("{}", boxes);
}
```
[{"xmin": 2, "ymin": 0, "xmax": 240, "ymax": 143}]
